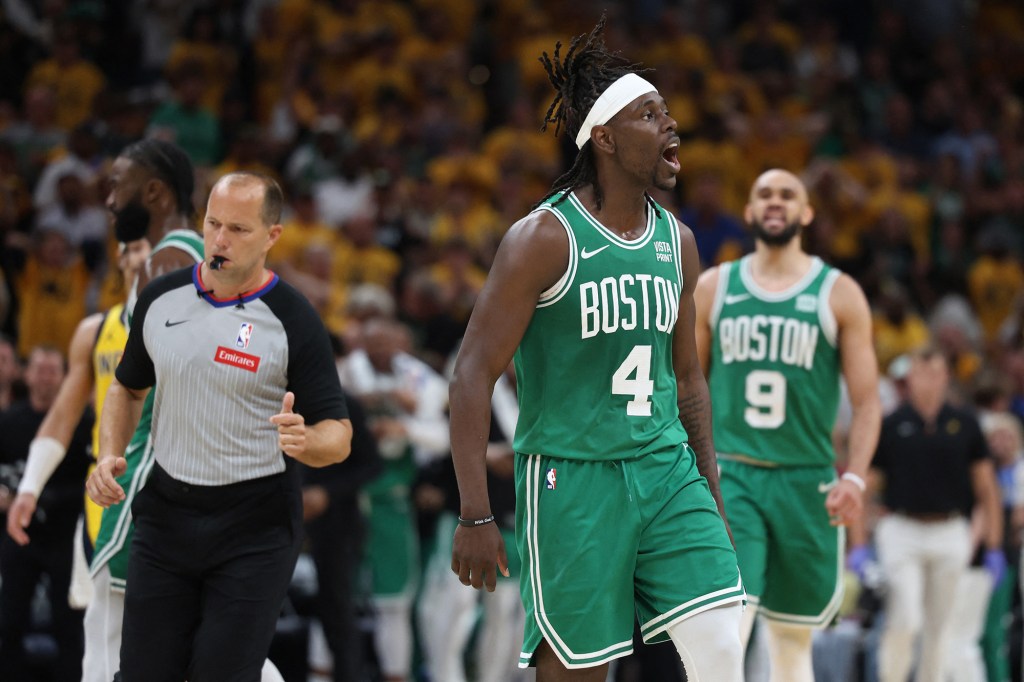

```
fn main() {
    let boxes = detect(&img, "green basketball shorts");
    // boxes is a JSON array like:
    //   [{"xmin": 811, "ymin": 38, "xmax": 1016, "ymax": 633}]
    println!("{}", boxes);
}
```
[
  {"xmin": 515, "ymin": 445, "xmax": 744, "ymax": 669},
  {"xmin": 719, "ymin": 459, "xmax": 844, "ymax": 627}
]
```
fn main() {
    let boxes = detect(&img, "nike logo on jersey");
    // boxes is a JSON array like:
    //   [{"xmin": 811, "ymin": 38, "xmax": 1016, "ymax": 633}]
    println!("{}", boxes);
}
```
[
  {"xmin": 580, "ymin": 245, "xmax": 610, "ymax": 259},
  {"xmin": 724, "ymin": 293, "xmax": 751, "ymax": 305},
  {"xmin": 164, "ymin": 319, "xmax": 189, "ymax": 327}
]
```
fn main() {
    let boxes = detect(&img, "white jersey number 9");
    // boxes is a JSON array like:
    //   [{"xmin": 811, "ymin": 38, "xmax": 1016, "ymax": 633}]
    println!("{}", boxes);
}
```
[
  {"xmin": 744, "ymin": 369, "xmax": 786, "ymax": 428},
  {"xmin": 612, "ymin": 345, "xmax": 654, "ymax": 417}
]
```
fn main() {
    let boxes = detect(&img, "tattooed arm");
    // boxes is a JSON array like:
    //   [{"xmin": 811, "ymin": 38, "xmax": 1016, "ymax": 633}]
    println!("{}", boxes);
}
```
[
  {"xmin": 677, "ymin": 382, "xmax": 723, "ymax": 503},
  {"xmin": 673, "ymin": 225, "xmax": 731, "ymax": 538}
]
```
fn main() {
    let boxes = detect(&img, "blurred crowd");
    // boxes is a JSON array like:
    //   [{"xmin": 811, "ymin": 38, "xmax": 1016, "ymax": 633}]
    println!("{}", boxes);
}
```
[{"xmin": 0, "ymin": 0, "xmax": 1021, "ymax": 680}]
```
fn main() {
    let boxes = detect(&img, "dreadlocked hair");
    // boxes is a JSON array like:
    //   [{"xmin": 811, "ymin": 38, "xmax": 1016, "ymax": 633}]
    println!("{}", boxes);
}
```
[
  {"xmin": 121, "ymin": 139, "xmax": 197, "ymax": 220},
  {"xmin": 535, "ymin": 14, "xmax": 661, "ymax": 218}
]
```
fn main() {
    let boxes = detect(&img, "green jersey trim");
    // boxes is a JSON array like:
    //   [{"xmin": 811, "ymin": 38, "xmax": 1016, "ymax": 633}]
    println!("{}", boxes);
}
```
[
  {"xmin": 738, "ymin": 255, "xmax": 823, "ymax": 301},
  {"xmin": 565, "ymin": 192, "xmax": 656, "ymax": 250},
  {"xmin": 152, "ymin": 228, "xmax": 204, "ymax": 263},
  {"xmin": 709, "ymin": 260, "xmax": 732, "ymax": 328},
  {"xmin": 533, "ymin": 205, "xmax": 579, "ymax": 307},
  {"xmin": 665, "ymin": 211, "xmax": 684, "ymax": 288},
  {"xmin": 817, "ymin": 268, "xmax": 841, "ymax": 347}
]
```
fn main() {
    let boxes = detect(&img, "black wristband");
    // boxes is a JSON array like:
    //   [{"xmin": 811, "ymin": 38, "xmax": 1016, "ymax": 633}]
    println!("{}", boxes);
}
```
[{"xmin": 458, "ymin": 514, "xmax": 496, "ymax": 527}]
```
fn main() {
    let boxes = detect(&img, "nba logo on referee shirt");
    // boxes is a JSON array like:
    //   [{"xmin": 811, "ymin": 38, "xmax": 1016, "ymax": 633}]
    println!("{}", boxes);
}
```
[
  {"xmin": 236, "ymin": 323, "xmax": 253, "ymax": 349},
  {"xmin": 545, "ymin": 468, "xmax": 557, "ymax": 490}
]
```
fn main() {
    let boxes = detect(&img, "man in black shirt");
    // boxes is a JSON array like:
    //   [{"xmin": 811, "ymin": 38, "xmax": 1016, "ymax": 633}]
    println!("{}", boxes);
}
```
[
  {"xmin": 0, "ymin": 345, "xmax": 93, "ymax": 680},
  {"xmin": 869, "ymin": 345, "xmax": 1003, "ymax": 682}
]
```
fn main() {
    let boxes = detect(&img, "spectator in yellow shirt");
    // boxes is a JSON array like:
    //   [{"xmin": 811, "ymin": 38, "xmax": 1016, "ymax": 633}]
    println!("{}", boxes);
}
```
[
  {"xmin": 335, "ymin": 213, "xmax": 401, "ymax": 291},
  {"xmin": 164, "ymin": 7, "xmax": 237, "ymax": 117},
  {"xmin": 294, "ymin": 241, "xmax": 350, "ymax": 339},
  {"xmin": 428, "ymin": 181, "xmax": 503, "ymax": 265},
  {"xmin": 24, "ymin": 23, "xmax": 105, "ymax": 132},
  {"xmin": 270, "ymin": 189, "xmax": 336, "ymax": 270},
  {"xmin": 1, "ymin": 85, "xmax": 65, "ymax": 186},
  {"xmin": 15, "ymin": 230, "xmax": 89, "ymax": 359},
  {"xmin": 968, "ymin": 232, "xmax": 1024, "ymax": 346},
  {"xmin": 427, "ymin": 237, "xmax": 486, "ymax": 324},
  {"xmin": 873, "ymin": 280, "xmax": 931, "ymax": 373}
]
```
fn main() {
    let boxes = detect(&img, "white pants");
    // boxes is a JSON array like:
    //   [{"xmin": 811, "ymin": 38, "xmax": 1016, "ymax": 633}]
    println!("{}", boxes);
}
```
[
  {"xmin": 417, "ymin": 539, "xmax": 526, "ymax": 682},
  {"xmin": 373, "ymin": 595, "xmax": 414, "ymax": 679},
  {"xmin": 875, "ymin": 514, "xmax": 971, "ymax": 682},
  {"xmin": 69, "ymin": 515, "xmax": 93, "ymax": 609},
  {"xmin": 81, "ymin": 564, "xmax": 124, "ymax": 682},
  {"xmin": 944, "ymin": 567, "xmax": 993, "ymax": 682}
]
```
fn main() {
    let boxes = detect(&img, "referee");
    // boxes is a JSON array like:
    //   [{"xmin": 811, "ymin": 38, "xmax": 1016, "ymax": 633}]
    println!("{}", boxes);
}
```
[{"xmin": 87, "ymin": 172, "xmax": 352, "ymax": 681}]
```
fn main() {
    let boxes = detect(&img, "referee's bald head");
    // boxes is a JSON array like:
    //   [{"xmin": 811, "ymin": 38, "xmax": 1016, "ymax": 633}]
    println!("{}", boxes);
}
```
[{"xmin": 213, "ymin": 172, "xmax": 284, "ymax": 227}]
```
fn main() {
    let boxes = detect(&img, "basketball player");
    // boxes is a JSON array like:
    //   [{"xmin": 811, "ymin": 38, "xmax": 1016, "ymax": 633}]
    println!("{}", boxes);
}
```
[
  {"xmin": 78, "ymin": 138, "xmax": 207, "ymax": 682},
  {"xmin": 449, "ymin": 17, "xmax": 744, "ymax": 682},
  {"xmin": 694, "ymin": 168, "xmax": 882, "ymax": 682},
  {"xmin": 6, "ymin": 238, "xmax": 150, "ymax": 575}
]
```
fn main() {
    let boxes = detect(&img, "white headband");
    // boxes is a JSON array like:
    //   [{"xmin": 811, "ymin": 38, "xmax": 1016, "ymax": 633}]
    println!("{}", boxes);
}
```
[{"xmin": 574, "ymin": 73, "xmax": 658, "ymax": 150}]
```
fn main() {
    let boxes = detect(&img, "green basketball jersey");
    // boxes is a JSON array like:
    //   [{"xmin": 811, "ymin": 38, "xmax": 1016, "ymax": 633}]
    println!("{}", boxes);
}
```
[
  {"xmin": 154, "ymin": 228, "xmax": 204, "ymax": 261},
  {"xmin": 93, "ymin": 228, "xmax": 204, "ymax": 580},
  {"xmin": 513, "ymin": 191, "xmax": 688, "ymax": 461},
  {"xmin": 708, "ymin": 255, "xmax": 842, "ymax": 467},
  {"xmin": 127, "ymin": 228, "xmax": 205, "ymax": 324}
]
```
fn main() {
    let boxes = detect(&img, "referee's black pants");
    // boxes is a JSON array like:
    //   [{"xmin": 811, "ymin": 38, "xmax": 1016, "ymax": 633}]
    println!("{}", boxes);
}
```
[{"xmin": 119, "ymin": 463, "xmax": 302, "ymax": 682}]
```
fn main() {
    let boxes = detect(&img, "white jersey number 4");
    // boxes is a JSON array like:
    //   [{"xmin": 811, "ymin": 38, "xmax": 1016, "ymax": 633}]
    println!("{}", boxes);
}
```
[{"xmin": 612, "ymin": 345, "xmax": 654, "ymax": 416}]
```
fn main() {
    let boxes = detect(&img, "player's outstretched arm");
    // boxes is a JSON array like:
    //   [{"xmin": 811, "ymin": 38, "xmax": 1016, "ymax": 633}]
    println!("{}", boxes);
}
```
[
  {"xmin": 826, "ymin": 274, "xmax": 881, "ymax": 526},
  {"xmin": 449, "ymin": 210, "xmax": 568, "ymax": 592},
  {"xmin": 7, "ymin": 313, "xmax": 101, "ymax": 545},
  {"xmin": 87, "ymin": 378, "xmax": 148, "ymax": 508}
]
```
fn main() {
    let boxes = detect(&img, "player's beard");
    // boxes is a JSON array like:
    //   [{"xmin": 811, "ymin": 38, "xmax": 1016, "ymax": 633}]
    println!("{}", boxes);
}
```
[
  {"xmin": 751, "ymin": 218, "xmax": 800, "ymax": 247},
  {"xmin": 111, "ymin": 195, "xmax": 151, "ymax": 242}
]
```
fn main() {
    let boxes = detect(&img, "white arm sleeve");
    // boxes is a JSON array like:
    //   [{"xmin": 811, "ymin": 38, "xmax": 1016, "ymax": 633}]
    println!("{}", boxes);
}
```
[{"xmin": 17, "ymin": 436, "xmax": 66, "ymax": 497}]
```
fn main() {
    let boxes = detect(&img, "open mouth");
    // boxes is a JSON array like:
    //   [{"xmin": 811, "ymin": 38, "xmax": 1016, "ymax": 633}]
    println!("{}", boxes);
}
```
[
  {"xmin": 662, "ymin": 142, "xmax": 681, "ymax": 173},
  {"xmin": 762, "ymin": 209, "xmax": 786, "ymax": 227}
]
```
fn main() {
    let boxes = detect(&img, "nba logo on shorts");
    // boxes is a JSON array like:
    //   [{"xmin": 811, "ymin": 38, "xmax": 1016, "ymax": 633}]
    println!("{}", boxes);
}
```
[
  {"xmin": 235, "ymin": 323, "xmax": 254, "ymax": 349},
  {"xmin": 545, "ymin": 468, "xmax": 557, "ymax": 490}
]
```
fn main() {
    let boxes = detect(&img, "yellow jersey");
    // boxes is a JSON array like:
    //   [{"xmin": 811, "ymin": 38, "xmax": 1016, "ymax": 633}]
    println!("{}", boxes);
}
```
[{"xmin": 85, "ymin": 304, "xmax": 127, "ymax": 543}]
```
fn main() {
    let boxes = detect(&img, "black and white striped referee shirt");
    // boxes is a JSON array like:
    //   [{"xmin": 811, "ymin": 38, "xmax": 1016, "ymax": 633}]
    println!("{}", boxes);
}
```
[{"xmin": 116, "ymin": 264, "xmax": 348, "ymax": 486}]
